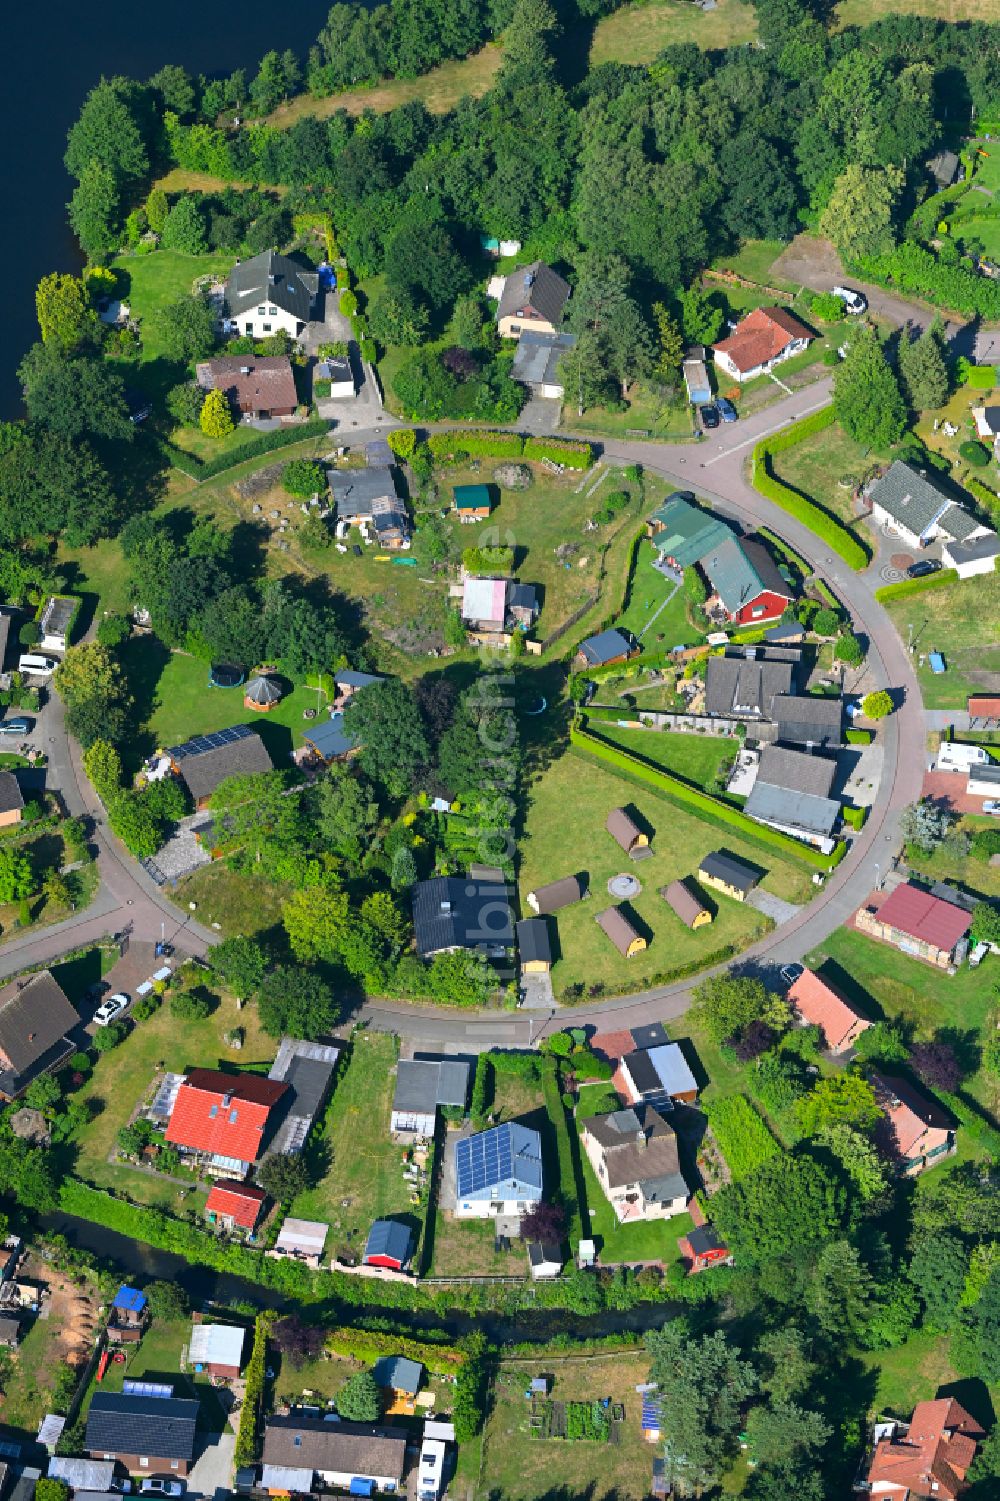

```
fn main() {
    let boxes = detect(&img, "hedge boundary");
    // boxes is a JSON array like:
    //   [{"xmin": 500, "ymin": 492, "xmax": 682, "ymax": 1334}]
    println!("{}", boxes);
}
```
[
  {"xmin": 750, "ymin": 408, "xmax": 871, "ymax": 572},
  {"xmin": 874, "ymin": 569, "xmax": 960, "ymax": 603},
  {"xmin": 572, "ymin": 720, "xmax": 846, "ymax": 870},
  {"xmin": 424, "ymin": 430, "xmax": 594, "ymax": 469},
  {"xmin": 234, "ymin": 1311, "xmax": 271, "ymax": 1467},
  {"xmin": 160, "ymin": 418, "xmax": 329, "ymax": 481}
]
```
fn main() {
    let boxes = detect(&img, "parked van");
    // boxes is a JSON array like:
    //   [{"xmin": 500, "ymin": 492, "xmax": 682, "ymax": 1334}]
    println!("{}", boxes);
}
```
[{"xmin": 18, "ymin": 654, "xmax": 58, "ymax": 677}]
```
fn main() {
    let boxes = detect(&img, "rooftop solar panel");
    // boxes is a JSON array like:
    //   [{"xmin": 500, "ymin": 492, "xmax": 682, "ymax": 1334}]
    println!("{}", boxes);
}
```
[{"xmin": 169, "ymin": 722, "xmax": 254, "ymax": 761}]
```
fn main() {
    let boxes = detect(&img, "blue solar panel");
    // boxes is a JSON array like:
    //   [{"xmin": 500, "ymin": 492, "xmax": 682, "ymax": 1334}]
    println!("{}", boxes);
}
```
[
  {"xmin": 169, "ymin": 723, "xmax": 253, "ymax": 761},
  {"xmin": 456, "ymin": 1122, "xmax": 540, "ymax": 1198}
]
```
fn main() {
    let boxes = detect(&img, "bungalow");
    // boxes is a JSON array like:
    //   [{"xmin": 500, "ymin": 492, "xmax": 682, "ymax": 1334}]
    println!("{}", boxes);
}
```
[
  {"xmin": 39, "ymin": 595, "xmax": 76, "ymax": 653},
  {"xmin": 967, "ymin": 762, "xmax": 1000, "ymax": 798},
  {"xmin": 333, "ymin": 670, "xmax": 384, "ymax": 711},
  {"xmin": 508, "ymin": 584, "xmax": 539, "ymax": 628},
  {"xmin": 452, "ymin": 484, "xmax": 492, "ymax": 522},
  {"xmin": 863, "ymin": 1397, "xmax": 983, "ymax": 1500},
  {"xmin": 868, "ymin": 462, "xmax": 991, "ymax": 553},
  {"xmin": 412, "ymin": 874, "xmax": 513, "ymax": 959},
  {"xmin": 697, "ymin": 850, "xmax": 761, "ymax": 902},
  {"xmin": 0, "ymin": 774, "xmax": 23, "ymax": 829},
  {"xmin": 660, "ymin": 879, "xmax": 712, "ymax": 930},
  {"xmin": 526, "ymin": 874, "xmax": 588, "ymax": 915},
  {"xmin": 928, "ymin": 148, "xmax": 961, "ymax": 189},
  {"xmin": 771, "ymin": 692, "xmax": 843, "ymax": 750},
  {"xmin": 872, "ymin": 1074, "xmax": 955, "ymax": 1175},
  {"xmin": 363, "ymin": 1219, "xmax": 415, "ymax": 1272},
  {"xmin": 619, "ymin": 1043, "xmax": 699, "ymax": 1108},
  {"xmin": 580, "ymin": 1106, "xmax": 689, "ymax": 1222},
  {"xmin": 516, "ymin": 917, "xmax": 552, "ymax": 973},
  {"xmin": 461, "ymin": 577, "xmax": 508, "ymax": 633},
  {"xmin": 787, "ymin": 968, "xmax": 872, "ymax": 1053},
  {"xmin": 390, "ymin": 1058, "xmax": 470, "ymax": 1136},
  {"xmin": 204, "ymin": 1180, "xmax": 268, "ymax": 1236},
  {"xmin": 595, "ymin": 905, "xmax": 646, "ymax": 958},
  {"xmin": 223, "ymin": 249, "xmax": 319, "ymax": 340},
  {"xmin": 678, "ymin": 1223, "xmax": 731, "ymax": 1274},
  {"xmin": 647, "ymin": 493, "xmax": 733, "ymax": 571},
  {"xmin": 575, "ymin": 628, "xmax": 638, "ymax": 670},
  {"xmin": 856, "ymin": 881, "xmax": 972, "ymax": 968},
  {"xmin": 273, "ymin": 1218, "xmax": 328, "ymax": 1265},
  {"xmin": 196, "ymin": 356, "xmax": 298, "ymax": 420},
  {"xmin": 164, "ymin": 1068, "xmax": 289, "ymax": 1177},
  {"xmin": 606, "ymin": 807, "xmax": 649, "ymax": 858},
  {"xmin": 495, "ymin": 262, "xmax": 570, "ymax": 340},
  {"xmin": 942, "ymin": 530, "xmax": 1000, "ymax": 579},
  {"xmin": 713, "ymin": 306, "xmax": 813, "ymax": 383},
  {"xmin": 327, "ymin": 467, "xmax": 411, "ymax": 549},
  {"xmin": 700, "ymin": 536, "xmax": 793, "ymax": 627},
  {"xmin": 744, "ymin": 743, "xmax": 840, "ymax": 849},
  {"xmin": 0, "ymin": 970, "xmax": 79, "ymax": 1102},
  {"xmin": 301, "ymin": 711, "xmax": 359, "ymax": 765},
  {"xmin": 455, "ymin": 1120, "xmax": 543, "ymax": 1219},
  {"xmin": 262, "ymin": 1417, "xmax": 407, "ymax": 1494},
  {"xmin": 510, "ymin": 331, "xmax": 575, "ymax": 399},
  {"xmin": 86, "ymin": 1391, "xmax": 199, "ymax": 1476},
  {"xmin": 968, "ymin": 695, "xmax": 1000, "ymax": 720},
  {"xmin": 167, "ymin": 723, "xmax": 274, "ymax": 809},
  {"xmin": 188, "ymin": 1322, "xmax": 245, "ymax": 1380}
]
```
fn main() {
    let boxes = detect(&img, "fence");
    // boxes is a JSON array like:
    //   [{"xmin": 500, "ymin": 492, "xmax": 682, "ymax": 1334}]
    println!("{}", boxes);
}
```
[{"xmin": 539, "ymin": 592, "xmax": 601, "ymax": 653}]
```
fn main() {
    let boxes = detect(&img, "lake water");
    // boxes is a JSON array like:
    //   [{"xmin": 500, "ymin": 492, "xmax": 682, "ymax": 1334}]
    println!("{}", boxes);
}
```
[{"xmin": 2, "ymin": 3, "xmax": 328, "ymax": 416}]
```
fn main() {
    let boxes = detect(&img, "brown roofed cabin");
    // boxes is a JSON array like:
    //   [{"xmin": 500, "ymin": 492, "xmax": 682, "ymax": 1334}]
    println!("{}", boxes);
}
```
[
  {"xmin": 526, "ymin": 874, "xmax": 587, "ymax": 915},
  {"xmin": 969, "ymin": 695, "xmax": 1000, "ymax": 719},
  {"xmin": 167, "ymin": 724, "xmax": 274, "ymax": 809},
  {"xmin": 606, "ymin": 807, "xmax": 649, "ymax": 858},
  {"xmin": 787, "ymin": 968, "xmax": 871, "ymax": 1053},
  {"xmin": 596, "ymin": 906, "xmax": 646, "ymax": 958},
  {"xmin": 660, "ymin": 879, "xmax": 712, "ymax": 929}
]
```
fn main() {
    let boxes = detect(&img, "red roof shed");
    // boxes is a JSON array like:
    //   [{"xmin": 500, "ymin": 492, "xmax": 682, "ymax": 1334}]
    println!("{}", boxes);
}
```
[{"xmin": 205, "ymin": 1181, "xmax": 268, "ymax": 1231}]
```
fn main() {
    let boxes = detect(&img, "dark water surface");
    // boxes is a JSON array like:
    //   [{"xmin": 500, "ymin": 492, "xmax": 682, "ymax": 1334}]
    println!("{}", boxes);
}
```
[{"xmin": 2, "ymin": 4, "xmax": 327, "ymax": 416}]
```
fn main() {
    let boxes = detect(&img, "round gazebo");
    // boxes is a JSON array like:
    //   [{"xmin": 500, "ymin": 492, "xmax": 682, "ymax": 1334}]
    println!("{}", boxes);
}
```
[{"xmin": 243, "ymin": 674, "xmax": 283, "ymax": 712}]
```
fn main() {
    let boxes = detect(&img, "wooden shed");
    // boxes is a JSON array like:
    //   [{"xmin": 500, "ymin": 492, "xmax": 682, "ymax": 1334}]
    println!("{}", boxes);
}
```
[
  {"xmin": 526, "ymin": 874, "xmax": 587, "ymax": 915},
  {"xmin": 606, "ymin": 807, "xmax": 649, "ymax": 857},
  {"xmin": 596, "ymin": 906, "xmax": 646, "ymax": 958},
  {"xmin": 660, "ymin": 879, "xmax": 712, "ymax": 930}
]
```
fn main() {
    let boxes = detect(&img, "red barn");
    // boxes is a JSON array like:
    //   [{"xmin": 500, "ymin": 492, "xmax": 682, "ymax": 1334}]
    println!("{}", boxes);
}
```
[
  {"xmin": 205, "ymin": 1180, "xmax": 269, "ymax": 1234},
  {"xmin": 678, "ymin": 1224, "xmax": 732, "ymax": 1274},
  {"xmin": 166, "ymin": 1069, "xmax": 288, "ymax": 1177},
  {"xmin": 363, "ymin": 1219, "xmax": 415, "ymax": 1271}
]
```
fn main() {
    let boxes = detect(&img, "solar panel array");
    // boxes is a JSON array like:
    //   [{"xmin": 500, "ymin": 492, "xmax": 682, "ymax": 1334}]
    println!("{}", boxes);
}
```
[
  {"xmin": 169, "ymin": 722, "xmax": 254, "ymax": 762},
  {"xmin": 456, "ymin": 1124, "xmax": 514, "ymax": 1198},
  {"xmin": 123, "ymin": 1380, "xmax": 175, "ymax": 1400}
]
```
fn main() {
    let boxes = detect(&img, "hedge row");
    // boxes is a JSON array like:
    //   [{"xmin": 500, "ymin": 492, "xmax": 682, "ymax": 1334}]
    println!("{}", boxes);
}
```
[
  {"xmin": 708, "ymin": 1095, "xmax": 779, "ymax": 1180},
  {"xmin": 555, "ymin": 938, "xmax": 752, "ymax": 1003},
  {"xmin": 523, "ymin": 436, "xmax": 593, "ymax": 469},
  {"xmin": 423, "ymin": 430, "xmax": 594, "ymax": 469},
  {"xmin": 842, "ymin": 804, "xmax": 866, "ymax": 831},
  {"xmin": 327, "ymin": 1327, "xmax": 465, "ymax": 1372},
  {"xmin": 572, "ymin": 721, "xmax": 846, "ymax": 870},
  {"xmin": 161, "ymin": 418, "xmax": 329, "ymax": 481},
  {"xmin": 751, "ymin": 408, "xmax": 871, "ymax": 572},
  {"xmin": 874, "ymin": 569, "xmax": 959, "ymax": 603},
  {"xmin": 854, "ymin": 243, "xmax": 1000, "ymax": 320},
  {"xmin": 540, "ymin": 1065, "xmax": 585, "ymax": 1243},
  {"xmin": 846, "ymin": 728, "xmax": 873, "ymax": 746},
  {"xmin": 959, "ymin": 365, "xmax": 1000, "ymax": 390},
  {"xmin": 234, "ymin": 1312, "xmax": 271, "ymax": 1467}
]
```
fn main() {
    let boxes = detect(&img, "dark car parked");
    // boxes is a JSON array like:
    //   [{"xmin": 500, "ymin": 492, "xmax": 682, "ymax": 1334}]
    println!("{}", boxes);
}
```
[
  {"xmin": 907, "ymin": 559, "xmax": 942, "ymax": 579},
  {"xmin": 716, "ymin": 396, "xmax": 738, "ymax": 422},
  {"xmin": 700, "ymin": 403, "xmax": 720, "ymax": 431}
]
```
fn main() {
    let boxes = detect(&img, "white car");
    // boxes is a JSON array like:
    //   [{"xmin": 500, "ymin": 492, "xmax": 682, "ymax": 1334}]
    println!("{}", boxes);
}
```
[
  {"xmin": 94, "ymin": 992, "xmax": 129, "ymax": 1026},
  {"xmin": 832, "ymin": 285, "xmax": 868, "ymax": 315},
  {"xmin": 983, "ymin": 800, "xmax": 1000, "ymax": 816},
  {"xmin": 139, "ymin": 1483, "xmax": 184, "ymax": 1497}
]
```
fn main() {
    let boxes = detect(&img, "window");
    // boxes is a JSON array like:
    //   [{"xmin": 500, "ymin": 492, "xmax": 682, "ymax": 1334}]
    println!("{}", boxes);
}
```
[
  {"xmin": 263, "ymin": 323, "xmax": 272, "ymax": 332},
  {"xmin": 510, "ymin": 324, "xmax": 521, "ymax": 335},
  {"xmin": 140, "ymin": 1459, "xmax": 149, "ymax": 1468},
  {"xmin": 268, "ymin": 306, "xmax": 277, "ymax": 316},
  {"xmin": 209, "ymin": 1105, "xmax": 219, "ymax": 1118},
  {"xmin": 229, "ymin": 1109, "xmax": 238, "ymax": 1124},
  {"xmin": 171, "ymin": 1463, "xmax": 180, "ymax": 1471},
  {"xmin": 257, "ymin": 306, "xmax": 266, "ymax": 316},
  {"xmin": 751, "ymin": 605, "xmax": 765, "ymax": 618}
]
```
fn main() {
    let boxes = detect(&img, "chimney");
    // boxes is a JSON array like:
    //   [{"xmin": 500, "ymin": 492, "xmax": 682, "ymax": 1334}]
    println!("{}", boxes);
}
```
[
  {"xmin": 440, "ymin": 900, "xmax": 452, "ymax": 914},
  {"xmin": 240, "ymin": 366, "xmax": 251, "ymax": 376}
]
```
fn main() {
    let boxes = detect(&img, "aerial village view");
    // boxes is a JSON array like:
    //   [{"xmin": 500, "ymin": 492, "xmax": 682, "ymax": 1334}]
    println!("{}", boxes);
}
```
[{"xmin": 1, "ymin": 0, "xmax": 1000, "ymax": 1498}]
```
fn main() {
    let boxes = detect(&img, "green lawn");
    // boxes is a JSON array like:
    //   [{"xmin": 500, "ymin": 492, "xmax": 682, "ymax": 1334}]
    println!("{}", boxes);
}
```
[
  {"xmin": 69, "ymin": 984, "xmax": 276, "ymax": 1213},
  {"xmin": 97, "ymin": 1314, "xmax": 235, "ymax": 1430},
  {"xmin": 614, "ymin": 543, "xmax": 706, "ymax": 651},
  {"xmin": 290, "ymin": 1031, "xmax": 431, "ymax": 1265},
  {"xmin": 882, "ymin": 573, "xmax": 1000, "ymax": 710},
  {"xmin": 590, "ymin": 0, "xmax": 758, "ymax": 66},
  {"xmin": 518, "ymin": 750, "xmax": 808, "ymax": 999},
  {"xmin": 170, "ymin": 862, "xmax": 291, "ymax": 938},
  {"xmin": 566, "ymin": 385, "xmax": 695, "ymax": 441},
  {"xmin": 906, "ymin": 816, "xmax": 1000, "ymax": 900},
  {"xmin": 710, "ymin": 240, "xmax": 796, "ymax": 291},
  {"xmin": 769, "ymin": 419, "xmax": 886, "ymax": 536},
  {"xmin": 589, "ymin": 724, "xmax": 736, "ymax": 794},
  {"xmin": 576, "ymin": 1128, "xmax": 695, "ymax": 1263},
  {"xmin": 111, "ymin": 249, "xmax": 235, "ymax": 367}
]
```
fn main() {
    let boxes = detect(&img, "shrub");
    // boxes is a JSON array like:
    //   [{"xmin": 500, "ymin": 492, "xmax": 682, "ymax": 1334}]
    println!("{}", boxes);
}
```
[
  {"xmin": 959, "ymin": 363, "xmax": 1000, "ymax": 389},
  {"xmin": 387, "ymin": 429, "xmax": 416, "ymax": 459},
  {"xmin": 96, "ymin": 614, "xmax": 130, "ymax": 648},
  {"xmin": 813, "ymin": 607, "xmax": 840, "ymax": 636},
  {"xmin": 874, "ymin": 569, "xmax": 959, "ymax": 602},
  {"xmin": 427, "ymin": 430, "xmax": 524, "ymax": 461},
  {"xmin": 843, "ymin": 804, "xmax": 866, "ymax": 830},
  {"xmin": 283, "ymin": 459, "xmax": 326, "ymax": 497},
  {"xmin": 707, "ymin": 1095, "xmax": 779, "ymax": 1179},
  {"xmin": 960, "ymin": 440, "xmax": 992, "ymax": 468},
  {"xmin": 162, "ymin": 419, "xmax": 328, "ymax": 480},
  {"xmin": 463, "ymin": 546, "xmax": 514, "ymax": 575},
  {"xmin": 862, "ymin": 689, "xmax": 893, "ymax": 720},
  {"xmin": 523, "ymin": 436, "xmax": 593, "ymax": 470},
  {"xmin": 846, "ymin": 728, "xmax": 873, "ymax": 745},
  {"xmin": 339, "ymin": 289, "xmax": 358, "ymax": 317}
]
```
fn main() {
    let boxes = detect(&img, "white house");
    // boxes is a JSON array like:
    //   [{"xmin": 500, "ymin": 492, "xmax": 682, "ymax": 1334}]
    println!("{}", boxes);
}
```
[
  {"xmin": 942, "ymin": 530, "xmax": 1000, "ymax": 579},
  {"xmin": 868, "ymin": 461, "xmax": 993, "ymax": 554},
  {"xmin": 454, "ymin": 1121, "xmax": 543, "ymax": 1219},
  {"xmin": 580, "ymin": 1106, "xmax": 689, "ymax": 1224},
  {"xmin": 318, "ymin": 353, "xmax": 355, "ymax": 399},
  {"xmin": 223, "ymin": 250, "xmax": 319, "ymax": 340},
  {"xmin": 967, "ymin": 762, "xmax": 1000, "ymax": 798},
  {"xmin": 713, "ymin": 306, "xmax": 812, "ymax": 383},
  {"xmin": 390, "ymin": 1058, "xmax": 470, "ymax": 1137},
  {"xmin": 262, "ymin": 1418, "xmax": 406, "ymax": 1494},
  {"xmin": 39, "ymin": 596, "xmax": 75, "ymax": 653}
]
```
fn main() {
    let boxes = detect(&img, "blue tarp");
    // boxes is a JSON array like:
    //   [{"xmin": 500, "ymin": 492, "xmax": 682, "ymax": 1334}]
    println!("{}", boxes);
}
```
[
  {"xmin": 350, "ymin": 1480, "xmax": 374, "ymax": 1496},
  {"xmin": 930, "ymin": 653, "xmax": 946, "ymax": 674},
  {"xmin": 112, "ymin": 1285, "xmax": 146, "ymax": 1313}
]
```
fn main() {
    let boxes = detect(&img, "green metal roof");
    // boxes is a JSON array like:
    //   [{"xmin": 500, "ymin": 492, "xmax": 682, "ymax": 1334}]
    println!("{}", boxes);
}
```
[
  {"xmin": 453, "ymin": 484, "xmax": 492, "ymax": 511},
  {"xmin": 701, "ymin": 535, "xmax": 767, "ymax": 615},
  {"xmin": 649, "ymin": 495, "xmax": 733, "ymax": 569}
]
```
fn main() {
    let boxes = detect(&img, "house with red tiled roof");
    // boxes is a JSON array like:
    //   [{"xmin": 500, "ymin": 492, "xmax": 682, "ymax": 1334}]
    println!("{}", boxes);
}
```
[
  {"xmin": 787, "ymin": 969, "xmax": 872, "ymax": 1053},
  {"xmin": 856, "ymin": 882, "xmax": 973, "ymax": 969},
  {"xmin": 205, "ymin": 1180, "xmax": 269, "ymax": 1235},
  {"xmin": 871, "ymin": 1074, "xmax": 955, "ymax": 1175},
  {"xmin": 713, "ymin": 307, "xmax": 813, "ymax": 383},
  {"xmin": 166, "ymin": 1069, "xmax": 288, "ymax": 1178},
  {"xmin": 863, "ymin": 1397, "xmax": 984, "ymax": 1500}
]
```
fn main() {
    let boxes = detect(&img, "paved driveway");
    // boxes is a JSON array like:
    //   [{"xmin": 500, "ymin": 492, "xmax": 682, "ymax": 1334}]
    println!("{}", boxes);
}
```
[
  {"xmin": 187, "ymin": 1429, "xmax": 236, "ymax": 1500},
  {"xmin": 302, "ymin": 289, "xmax": 387, "ymax": 433}
]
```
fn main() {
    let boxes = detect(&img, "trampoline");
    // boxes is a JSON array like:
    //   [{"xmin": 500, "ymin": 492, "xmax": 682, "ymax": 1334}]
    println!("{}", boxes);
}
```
[
  {"xmin": 209, "ymin": 663, "xmax": 245, "ymax": 688},
  {"xmin": 522, "ymin": 696, "xmax": 547, "ymax": 716}
]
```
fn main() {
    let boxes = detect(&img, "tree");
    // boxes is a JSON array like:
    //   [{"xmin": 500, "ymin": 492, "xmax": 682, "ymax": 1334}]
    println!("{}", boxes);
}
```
[
  {"xmin": 153, "ymin": 293, "xmax": 218, "ymax": 364},
  {"xmin": 711, "ymin": 1152, "xmax": 846, "ymax": 1261},
  {"xmin": 745, "ymin": 1400, "xmax": 830, "ymax": 1471},
  {"xmin": 756, "ymin": 1328, "xmax": 816, "ymax": 1404},
  {"xmin": 974, "ymin": 1265, "xmax": 1000, "ymax": 1381},
  {"xmin": 795, "ymin": 1073, "xmax": 881, "ymax": 1135},
  {"xmin": 24, "ymin": 1074, "xmax": 61, "ymax": 1114},
  {"xmin": 146, "ymin": 1280, "xmax": 190, "ymax": 1320},
  {"xmin": 315, "ymin": 764, "xmax": 379, "ymax": 867},
  {"xmin": 971, "ymin": 901, "xmax": 1000, "ymax": 947},
  {"xmin": 68, "ymin": 159, "xmax": 121, "ymax": 261},
  {"xmin": 271, "ymin": 1315, "xmax": 325, "ymax": 1369},
  {"xmin": 854, "ymin": 1020, "xmax": 908, "ymax": 1066},
  {"xmin": 833, "ymin": 326, "xmax": 906, "ymax": 448},
  {"xmin": 65, "ymin": 77, "xmax": 151, "ymax": 190},
  {"xmin": 36, "ymin": 1480, "xmax": 69, "ymax": 1501},
  {"xmin": 0, "ymin": 849, "xmax": 34, "ymax": 905},
  {"xmin": 107, "ymin": 791, "xmax": 162, "ymax": 858},
  {"xmin": 908, "ymin": 1232, "xmax": 968, "ymax": 1331},
  {"xmin": 909, "ymin": 1039, "xmax": 962, "ymax": 1092},
  {"xmin": 283, "ymin": 460, "xmax": 326, "ymax": 498},
  {"xmin": 361, "ymin": 892, "xmax": 407, "ymax": 953},
  {"xmin": 519, "ymin": 1201, "xmax": 567, "ymax": 1242},
  {"xmin": 170, "ymin": 988, "xmax": 213, "ymax": 1020},
  {"xmin": 282, "ymin": 882, "xmax": 351, "ymax": 963},
  {"xmin": 862, "ymin": 689, "xmax": 893, "ymax": 720},
  {"xmin": 646, "ymin": 1323, "xmax": 757, "ymax": 1496},
  {"xmin": 680, "ymin": 286, "xmax": 724, "ymax": 346},
  {"xmin": 200, "ymin": 388, "xmax": 235, "ymax": 438},
  {"xmin": 257, "ymin": 1152, "xmax": 309, "ymax": 1203},
  {"xmin": 92, "ymin": 1021, "xmax": 126, "ymax": 1052},
  {"xmin": 209, "ymin": 935, "xmax": 267, "ymax": 999},
  {"xmin": 19, "ymin": 344, "xmax": 134, "ymax": 443},
  {"xmin": 834, "ymin": 632, "xmax": 864, "ymax": 667},
  {"xmin": 346, "ymin": 680, "xmax": 429, "ymax": 799},
  {"xmin": 258, "ymin": 965, "xmax": 337, "ymax": 1040},
  {"xmin": 146, "ymin": 187, "xmax": 169, "ymax": 235},
  {"xmin": 818, "ymin": 1122, "xmax": 889, "ymax": 1203},
  {"xmin": 35, "ymin": 273, "xmax": 94, "ymax": 351},
  {"xmin": 651, "ymin": 302, "xmax": 684, "ymax": 382},
  {"xmin": 812, "ymin": 607, "xmax": 840, "ymax": 637},
  {"xmin": 819, "ymin": 163, "xmax": 903, "ymax": 263},
  {"xmin": 807, "ymin": 1238, "xmax": 873, "ymax": 1336},
  {"xmin": 899, "ymin": 798, "xmax": 950, "ymax": 853},
  {"xmin": 336, "ymin": 1371, "xmax": 381, "ymax": 1422},
  {"xmin": 209, "ymin": 771, "xmax": 306, "ymax": 864},
  {"xmin": 148, "ymin": 64, "xmax": 196, "ymax": 116},
  {"xmin": 391, "ymin": 845, "xmax": 417, "ymax": 891},
  {"xmin": 898, "ymin": 323, "xmax": 949, "ymax": 412},
  {"xmin": 690, "ymin": 974, "xmax": 787, "ymax": 1045},
  {"xmin": 162, "ymin": 195, "xmax": 208, "ymax": 254}
]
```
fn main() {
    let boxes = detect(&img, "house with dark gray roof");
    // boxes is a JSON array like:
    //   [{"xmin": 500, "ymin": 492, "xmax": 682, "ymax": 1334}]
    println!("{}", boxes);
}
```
[
  {"xmin": 704, "ymin": 652, "xmax": 795, "ymax": 720},
  {"xmin": 391, "ymin": 1058, "xmax": 470, "ymax": 1135},
  {"xmin": 266, "ymin": 1038, "xmax": 340, "ymax": 1157},
  {"xmin": 942, "ymin": 529, "xmax": 1000, "ymax": 579},
  {"xmin": 745, "ymin": 781, "xmax": 840, "ymax": 848},
  {"xmin": 0, "ymin": 970, "xmax": 79, "ymax": 1101},
  {"xmin": 0, "ymin": 773, "xmax": 23, "ymax": 827},
  {"xmin": 85, "ymin": 1392, "xmax": 199, "ymax": 1475},
  {"xmin": 167, "ymin": 723, "xmax": 274, "ymax": 807},
  {"xmin": 698, "ymin": 850, "xmax": 761, "ymax": 901},
  {"xmin": 223, "ymin": 250, "xmax": 319, "ymax": 340},
  {"xmin": 412, "ymin": 876, "xmax": 513, "ymax": 959},
  {"xmin": 327, "ymin": 467, "xmax": 410, "ymax": 548},
  {"xmin": 496, "ymin": 263, "xmax": 570, "ymax": 339},
  {"xmin": 575, "ymin": 628, "xmax": 638, "ymax": 669},
  {"xmin": 772, "ymin": 693, "xmax": 843, "ymax": 749},
  {"xmin": 580, "ymin": 1105, "xmax": 689, "ymax": 1222},
  {"xmin": 262, "ymin": 1417, "xmax": 406, "ymax": 1491}
]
